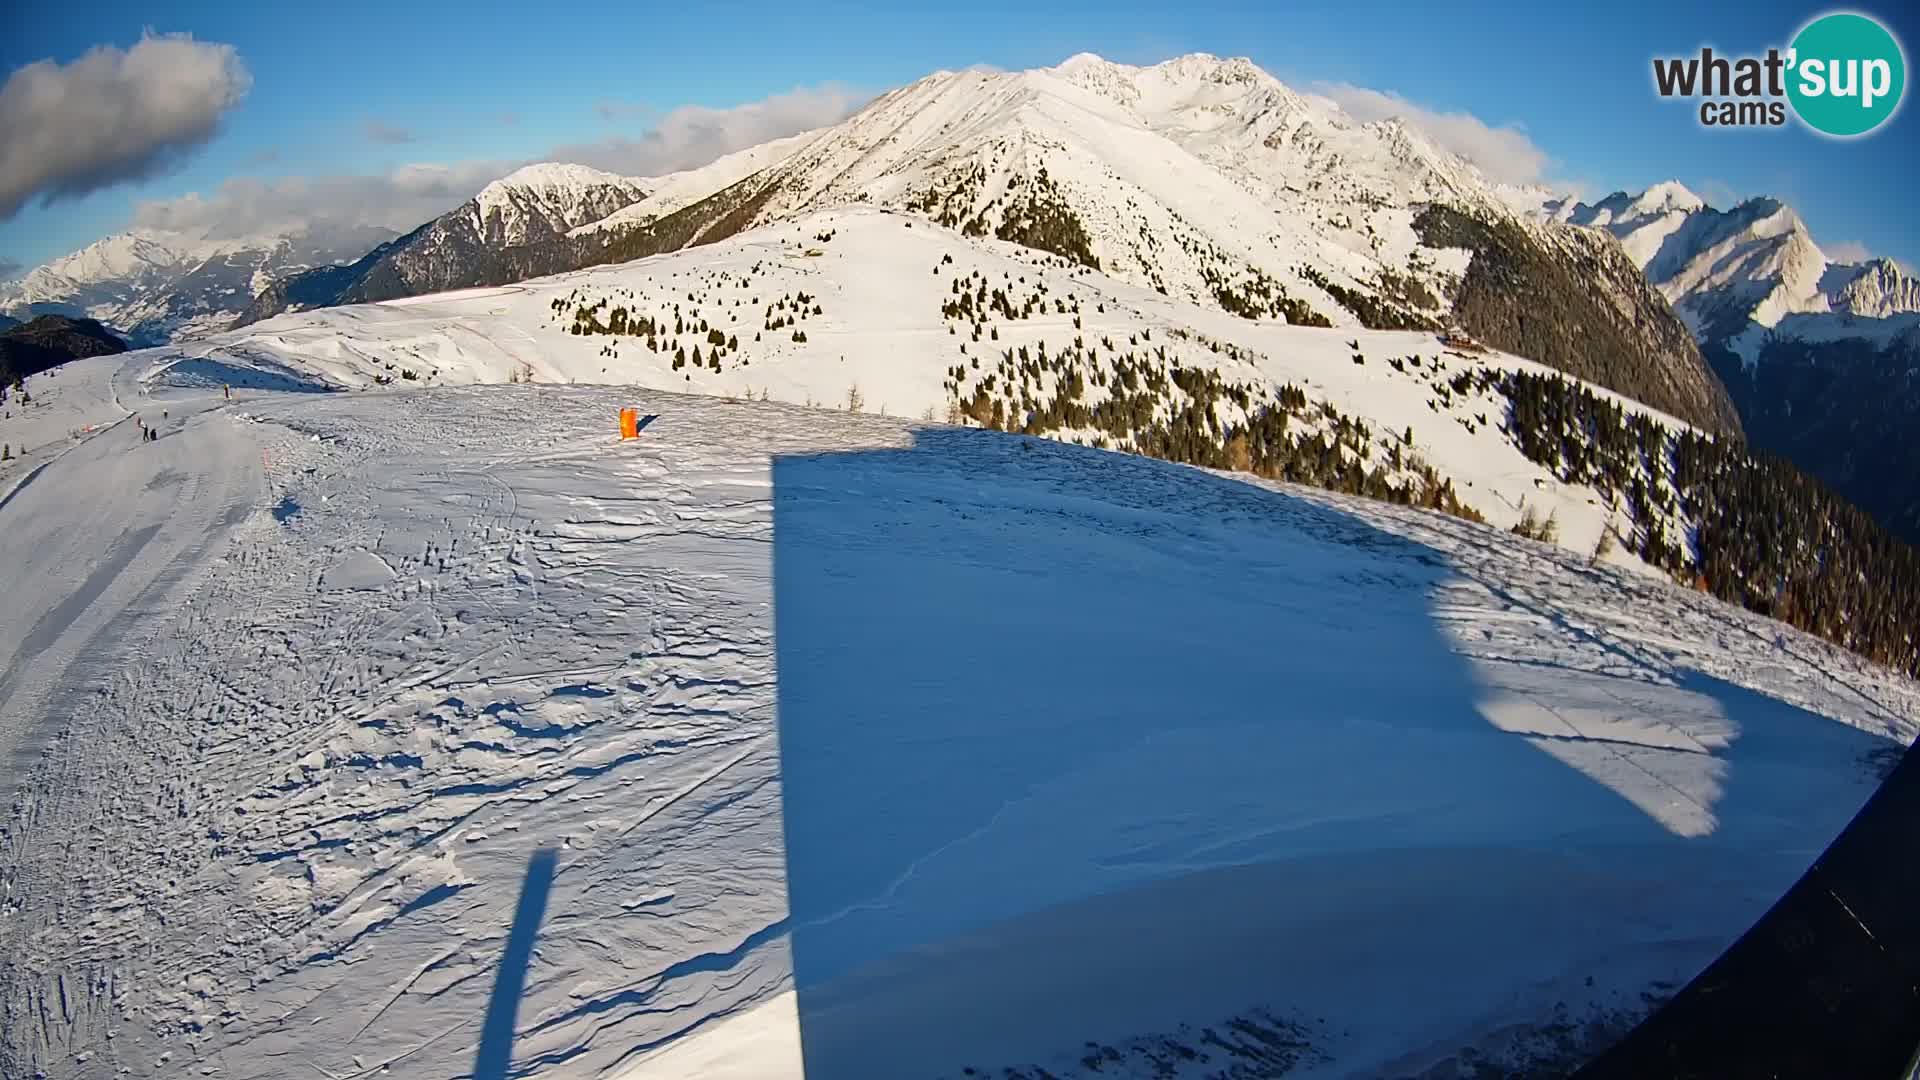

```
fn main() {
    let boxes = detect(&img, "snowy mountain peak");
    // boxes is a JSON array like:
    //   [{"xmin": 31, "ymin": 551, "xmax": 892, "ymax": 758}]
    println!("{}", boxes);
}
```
[
  {"xmin": 1047, "ymin": 50, "xmax": 1267, "ymax": 82},
  {"xmin": 467, "ymin": 162, "xmax": 650, "ymax": 246},
  {"xmin": 1044, "ymin": 51, "xmax": 1298, "ymax": 117},
  {"xmin": 1147, "ymin": 52, "xmax": 1268, "ymax": 85},
  {"xmin": 477, "ymin": 162, "xmax": 641, "ymax": 203},
  {"xmin": 730, "ymin": 49, "xmax": 1542, "ymax": 311},
  {"xmin": 1564, "ymin": 182, "xmax": 1706, "ymax": 234},
  {"xmin": 1563, "ymin": 185, "xmax": 1843, "ymax": 337},
  {"xmin": 17, "ymin": 230, "xmax": 206, "ymax": 294},
  {"xmin": 1724, "ymin": 196, "xmax": 1800, "ymax": 238},
  {"xmin": 1829, "ymin": 258, "xmax": 1920, "ymax": 318},
  {"xmin": 0, "ymin": 223, "xmax": 392, "ymax": 345},
  {"xmin": 1633, "ymin": 181, "xmax": 1705, "ymax": 215},
  {"xmin": 1052, "ymin": 51, "xmax": 1113, "ymax": 74}
]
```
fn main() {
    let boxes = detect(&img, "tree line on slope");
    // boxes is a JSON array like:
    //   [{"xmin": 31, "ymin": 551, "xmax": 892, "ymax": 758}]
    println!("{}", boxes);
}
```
[
  {"xmin": 1411, "ymin": 205, "xmax": 1746, "ymax": 439},
  {"xmin": 945, "ymin": 329, "xmax": 1482, "ymax": 524},
  {"xmin": 942, "ymin": 307, "xmax": 1917, "ymax": 678},
  {"xmin": 550, "ymin": 271, "xmax": 827, "ymax": 376},
  {"xmin": 1496, "ymin": 368, "xmax": 1920, "ymax": 678},
  {"xmin": 0, "ymin": 315, "xmax": 129, "ymax": 385},
  {"xmin": 1707, "ymin": 334, "xmax": 1920, "ymax": 547},
  {"xmin": 915, "ymin": 165, "xmax": 1103, "ymax": 272}
]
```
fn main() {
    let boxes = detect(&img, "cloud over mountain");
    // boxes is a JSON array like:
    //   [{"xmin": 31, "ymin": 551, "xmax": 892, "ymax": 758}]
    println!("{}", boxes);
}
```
[
  {"xmin": 0, "ymin": 32, "xmax": 250, "ymax": 220},
  {"xmin": 551, "ymin": 84, "xmax": 865, "ymax": 176},
  {"xmin": 125, "ymin": 83, "xmax": 864, "ymax": 244},
  {"xmin": 1311, "ymin": 82, "xmax": 1555, "ymax": 189},
  {"xmin": 131, "ymin": 160, "xmax": 515, "ymax": 242}
]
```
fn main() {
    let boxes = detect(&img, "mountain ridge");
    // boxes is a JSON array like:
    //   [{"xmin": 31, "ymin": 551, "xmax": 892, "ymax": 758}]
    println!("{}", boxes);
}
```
[
  {"xmin": 154, "ymin": 202, "xmax": 1919, "ymax": 677},
  {"xmin": 1558, "ymin": 183, "xmax": 1920, "ymax": 343},
  {"xmin": 1560, "ymin": 181, "xmax": 1920, "ymax": 540},
  {"xmin": 0, "ymin": 225, "xmax": 395, "ymax": 346},
  {"xmin": 232, "ymin": 52, "xmax": 1740, "ymax": 436},
  {"xmin": 0, "ymin": 314, "xmax": 129, "ymax": 386}
]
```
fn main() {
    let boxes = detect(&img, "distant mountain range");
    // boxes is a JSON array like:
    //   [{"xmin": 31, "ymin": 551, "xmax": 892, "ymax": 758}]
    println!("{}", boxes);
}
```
[
  {"xmin": 13, "ymin": 52, "xmax": 1920, "ymax": 534},
  {"xmin": 0, "ymin": 225, "xmax": 394, "ymax": 346},
  {"xmin": 1556, "ymin": 182, "xmax": 1920, "ymax": 540},
  {"xmin": 226, "ymin": 53, "xmax": 1738, "ymax": 436},
  {"xmin": 1553, "ymin": 182, "xmax": 1920, "ymax": 343},
  {"xmin": 236, "ymin": 163, "xmax": 650, "ymax": 324}
]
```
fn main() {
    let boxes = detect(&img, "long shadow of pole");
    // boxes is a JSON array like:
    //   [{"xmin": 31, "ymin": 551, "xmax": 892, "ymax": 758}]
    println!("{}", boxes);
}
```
[{"xmin": 474, "ymin": 847, "xmax": 558, "ymax": 1080}]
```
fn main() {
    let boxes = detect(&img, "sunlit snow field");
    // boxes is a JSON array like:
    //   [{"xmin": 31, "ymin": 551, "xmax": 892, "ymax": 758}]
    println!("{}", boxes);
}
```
[{"xmin": 0, "ymin": 353, "xmax": 1913, "ymax": 1079}]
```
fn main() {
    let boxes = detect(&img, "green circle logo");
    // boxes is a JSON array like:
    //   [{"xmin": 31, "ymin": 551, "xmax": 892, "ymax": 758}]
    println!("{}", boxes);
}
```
[{"xmin": 1787, "ymin": 12, "xmax": 1906, "ymax": 136}]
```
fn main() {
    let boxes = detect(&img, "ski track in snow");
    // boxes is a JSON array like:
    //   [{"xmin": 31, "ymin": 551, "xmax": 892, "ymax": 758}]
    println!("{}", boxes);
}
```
[{"xmin": 0, "ymin": 358, "xmax": 1914, "ymax": 1079}]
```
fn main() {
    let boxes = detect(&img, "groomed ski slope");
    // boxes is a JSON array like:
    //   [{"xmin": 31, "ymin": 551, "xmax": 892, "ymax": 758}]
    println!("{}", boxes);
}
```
[
  {"xmin": 0, "ymin": 352, "xmax": 1914, "ymax": 1078},
  {"xmin": 0, "ymin": 357, "xmax": 259, "ymax": 798}
]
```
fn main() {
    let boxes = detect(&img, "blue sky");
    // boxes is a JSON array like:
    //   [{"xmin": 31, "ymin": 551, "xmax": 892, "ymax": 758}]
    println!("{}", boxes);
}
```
[{"xmin": 3, "ymin": 0, "xmax": 1916, "ymax": 272}]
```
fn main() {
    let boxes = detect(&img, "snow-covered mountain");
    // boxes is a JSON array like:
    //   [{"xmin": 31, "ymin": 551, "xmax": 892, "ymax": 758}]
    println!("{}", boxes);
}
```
[
  {"xmin": 570, "ymin": 131, "xmax": 823, "ymax": 238},
  {"xmin": 641, "ymin": 53, "xmax": 1632, "ymax": 344},
  {"xmin": 1, "ymin": 165, "xmax": 649, "ymax": 348},
  {"xmin": 240, "ymin": 53, "xmax": 1738, "ymax": 436},
  {"xmin": 1559, "ymin": 182, "xmax": 1920, "ymax": 541},
  {"xmin": 5, "ymin": 304, "xmax": 1916, "ymax": 1078},
  {"xmin": 155, "ymin": 207, "xmax": 1658, "ymax": 565},
  {"xmin": 0, "ymin": 226, "xmax": 394, "ymax": 346},
  {"xmin": 1558, "ymin": 181, "xmax": 1920, "ymax": 346},
  {"xmin": 734, "ymin": 52, "xmax": 1518, "ymax": 279},
  {"xmin": 464, "ymin": 162, "xmax": 651, "ymax": 246},
  {"xmin": 240, "ymin": 163, "xmax": 651, "ymax": 321}
]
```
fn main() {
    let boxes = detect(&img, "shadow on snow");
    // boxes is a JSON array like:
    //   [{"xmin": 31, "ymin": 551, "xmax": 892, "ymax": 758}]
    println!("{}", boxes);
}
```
[
  {"xmin": 766, "ymin": 426, "xmax": 1897, "ymax": 1078},
  {"xmin": 474, "ymin": 847, "xmax": 558, "ymax": 1080}
]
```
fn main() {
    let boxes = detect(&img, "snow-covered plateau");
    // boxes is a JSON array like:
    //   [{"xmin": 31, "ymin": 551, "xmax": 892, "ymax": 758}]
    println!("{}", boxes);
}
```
[{"xmin": 0, "ymin": 286, "xmax": 1914, "ymax": 1078}]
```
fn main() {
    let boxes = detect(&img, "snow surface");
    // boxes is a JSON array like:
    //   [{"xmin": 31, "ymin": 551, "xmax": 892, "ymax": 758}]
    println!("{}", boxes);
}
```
[
  {"xmin": 0, "ymin": 355, "xmax": 134, "ymax": 497},
  {"xmin": 185, "ymin": 206, "xmax": 1688, "ymax": 575},
  {"xmin": 0, "ymin": 349, "xmax": 1915, "ymax": 1079}
]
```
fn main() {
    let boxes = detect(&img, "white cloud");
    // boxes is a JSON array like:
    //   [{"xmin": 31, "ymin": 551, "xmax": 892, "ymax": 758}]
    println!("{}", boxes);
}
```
[
  {"xmin": 552, "ymin": 84, "xmax": 865, "ymax": 177},
  {"xmin": 131, "ymin": 159, "xmax": 514, "ymax": 242},
  {"xmin": 0, "ymin": 32, "xmax": 250, "ymax": 220},
  {"xmin": 1823, "ymin": 240, "xmax": 1872, "ymax": 264},
  {"xmin": 1821, "ymin": 241, "xmax": 1917, "ymax": 274},
  {"xmin": 1692, "ymin": 178, "xmax": 1741, "ymax": 210},
  {"xmin": 1310, "ymin": 82, "xmax": 1557, "ymax": 189},
  {"xmin": 125, "ymin": 82, "xmax": 866, "ymax": 247}
]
